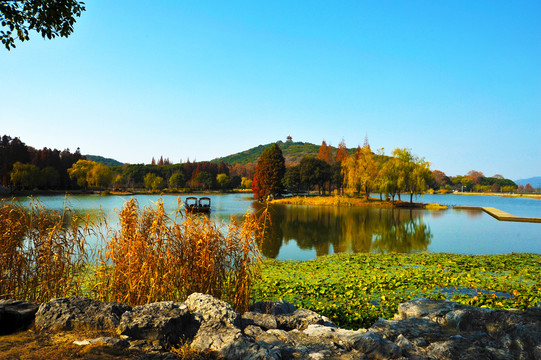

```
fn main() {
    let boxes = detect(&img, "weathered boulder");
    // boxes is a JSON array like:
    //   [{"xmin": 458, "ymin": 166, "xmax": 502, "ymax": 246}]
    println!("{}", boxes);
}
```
[
  {"xmin": 118, "ymin": 302, "xmax": 191, "ymax": 346},
  {"xmin": 251, "ymin": 299, "xmax": 297, "ymax": 315},
  {"xmin": 34, "ymin": 296, "xmax": 131, "ymax": 331},
  {"xmin": 388, "ymin": 298, "xmax": 541, "ymax": 360},
  {"xmin": 0, "ymin": 299, "xmax": 39, "ymax": 335},
  {"xmin": 277, "ymin": 308, "xmax": 336, "ymax": 331},
  {"xmin": 242, "ymin": 311, "xmax": 279, "ymax": 330},
  {"xmin": 185, "ymin": 293, "xmax": 255, "ymax": 358},
  {"xmin": 251, "ymin": 299, "xmax": 335, "ymax": 331},
  {"xmin": 185, "ymin": 292, "xmax": 240, "ymax": 327}
]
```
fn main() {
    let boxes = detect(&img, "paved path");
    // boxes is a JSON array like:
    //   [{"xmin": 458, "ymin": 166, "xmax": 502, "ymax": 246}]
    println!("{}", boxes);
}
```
[{"xmin": 453, "ymin": 206, "xmax": 541, "ymax": 223}]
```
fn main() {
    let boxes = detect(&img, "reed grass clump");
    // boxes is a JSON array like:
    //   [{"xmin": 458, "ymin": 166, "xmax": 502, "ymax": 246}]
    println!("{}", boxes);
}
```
[
  {"xmin": 0, "ymin": 199, "xmax": 92, "ymax": 302},
  {"xmin": 1, "ymin": 198, "xmax": 263, "ymax": 313},
  {"xmin": 93, "ymin": 198, "xmax": 262, "ymax": 312}
]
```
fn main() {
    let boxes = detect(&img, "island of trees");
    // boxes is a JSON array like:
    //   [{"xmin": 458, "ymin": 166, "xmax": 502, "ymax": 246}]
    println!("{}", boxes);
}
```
[{"xmin": 1, "ymin": 134, "xmax": 536, "ymax": 199}]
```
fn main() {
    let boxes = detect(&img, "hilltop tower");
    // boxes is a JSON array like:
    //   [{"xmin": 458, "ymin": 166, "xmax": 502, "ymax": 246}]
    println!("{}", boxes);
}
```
[{"xmin": 286, "ymin": 135, "xmax": 293, "ymax": 143}]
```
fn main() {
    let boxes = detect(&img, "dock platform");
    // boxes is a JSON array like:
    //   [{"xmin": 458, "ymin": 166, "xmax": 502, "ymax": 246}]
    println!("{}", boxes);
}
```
[{"xmin": 453, "ymin": 206, "xmax": 541, "ymax": 223}]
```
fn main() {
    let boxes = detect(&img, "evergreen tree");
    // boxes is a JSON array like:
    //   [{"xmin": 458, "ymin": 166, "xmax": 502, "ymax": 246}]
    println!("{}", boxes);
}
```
[{"xmin": 252, "ymin": 143, "xmax": 286, "ymax": 201}]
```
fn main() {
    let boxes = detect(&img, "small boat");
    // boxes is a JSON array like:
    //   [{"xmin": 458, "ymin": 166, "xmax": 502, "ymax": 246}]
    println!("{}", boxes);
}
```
[{"xmin": 185, "ymin": 196, "xmax": 211, "ymax": 213}]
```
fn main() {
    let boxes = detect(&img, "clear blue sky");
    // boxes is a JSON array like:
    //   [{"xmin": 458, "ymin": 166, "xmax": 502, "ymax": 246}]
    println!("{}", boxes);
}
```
[{"xmin": 1, "ymin": 1, "xmax": 540, "ymax": 180}]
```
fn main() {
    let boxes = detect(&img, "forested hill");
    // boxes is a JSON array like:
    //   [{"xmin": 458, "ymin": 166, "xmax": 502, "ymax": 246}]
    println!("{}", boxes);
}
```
[
  {"xmin": 213, "ymin": 141, "xmax": 355, "ymax": 165},
  {"xmin": 84, "ymin": 155, "xmax": 124, "ymax": 167}
]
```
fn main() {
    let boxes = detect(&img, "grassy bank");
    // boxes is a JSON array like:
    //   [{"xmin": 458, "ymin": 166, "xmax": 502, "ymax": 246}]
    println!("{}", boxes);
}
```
[
  {"xmin": 252, "ymin": 252, "xmax": 541, "ymax": 329},
  {"xmin": 271, "ymin": 195, "xmax": 395, "ymax": 208}
]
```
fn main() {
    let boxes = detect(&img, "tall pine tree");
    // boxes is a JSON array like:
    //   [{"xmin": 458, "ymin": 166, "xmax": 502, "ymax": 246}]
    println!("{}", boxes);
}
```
[{"xmin": 252, "ymin": 143, "xmax": 286, "ymax": 201}]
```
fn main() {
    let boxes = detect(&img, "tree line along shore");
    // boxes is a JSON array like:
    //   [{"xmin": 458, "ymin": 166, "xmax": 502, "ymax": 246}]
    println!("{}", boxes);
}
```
[{"xmin": 2, "ymin": 135, "xmax": 537, "ymax": 200}]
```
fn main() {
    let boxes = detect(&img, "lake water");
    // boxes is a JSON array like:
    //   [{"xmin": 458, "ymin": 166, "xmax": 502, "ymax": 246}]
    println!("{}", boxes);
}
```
[{"xmin": 13, "ymin": 193, "xmax": 541, "ymax": 260}]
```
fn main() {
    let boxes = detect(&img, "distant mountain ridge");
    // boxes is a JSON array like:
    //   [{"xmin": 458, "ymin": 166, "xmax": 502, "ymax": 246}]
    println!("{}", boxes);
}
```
[
  {"xmin": 515, "ymin": 177, "xmax": 541, "ymax": 187},
  {"xmin": 213, "ymin": 141, "xmax": 355, "ymax": 165},
  {"xmin": 84, "ymin": 155, "xmax": 124, "ymax": 167}
]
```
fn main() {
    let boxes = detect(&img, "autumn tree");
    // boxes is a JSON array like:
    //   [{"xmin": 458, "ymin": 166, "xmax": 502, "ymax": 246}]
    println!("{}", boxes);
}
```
[
  {"xmin": 216, "ymin": 173, "xmax": 230, "ymax": 189},
  {"xmin": 144, "ymin": 173, "xmax": 165, "ymax": 190},
  {"xmin": 390, "ymin": 148, "xmax": 431, "ymax": 203},
  {"xmin": 317, "ymin": 140, "xmax": 332, "ymax": 164},
  {"xmin": 88, "ymin": 163, "xmax": 112, "ymax": 188},
  {"xmin": 335, "ymin": 138, "xmax": 348, "ymax": 163},
  {"xmin": 10, "ymin": 162, "xmax": 40, "ymax": 189},
  {"xmin": 1, "ymin": 0, "xmax": 86, "ymax": 50},
  {"xmin": 68, "ymin": 160, "xmax": 112, "ymax": 189},
  {"xmin": 252, "ymin": 143, "xmax": 286, "ymax": 201},
  {"xmin": 342, "ymin": 143, "xmax": 376, "ymax": 199},
  {"xmin": 466, "ymin": 170, "xmax": 484, "ymax": 185},
  {"xmin": 431, "ymin": 170, "xmax": 449, "ymax": 189},
  {"xmin": 240, "ymin": 177, "xmax": 252, "ymax": 190},
  {"xmin": 68, "ymin": 159, "xmax": 96, "ymax": 188},
  {"xmin": 380, "ymin": 156, "xmax": 400, "ymax": 201}
]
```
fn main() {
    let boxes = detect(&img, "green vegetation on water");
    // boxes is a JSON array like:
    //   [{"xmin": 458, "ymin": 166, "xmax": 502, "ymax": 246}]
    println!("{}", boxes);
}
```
[{"xmin": 252, "ymin": 252, "xmax": 541, "ymax": 329}]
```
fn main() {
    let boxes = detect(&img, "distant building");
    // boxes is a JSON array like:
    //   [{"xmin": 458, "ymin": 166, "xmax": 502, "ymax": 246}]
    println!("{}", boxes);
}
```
[{"xmin": 286, "ymin": 135, "xmax": 293, "ymax": 143}]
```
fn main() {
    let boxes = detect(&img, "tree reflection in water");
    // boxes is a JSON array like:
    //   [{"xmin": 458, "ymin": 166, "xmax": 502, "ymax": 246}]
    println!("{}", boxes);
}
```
[{"xmin": 255, "ymin": 204, "xmax": 432, "ymax": 258}]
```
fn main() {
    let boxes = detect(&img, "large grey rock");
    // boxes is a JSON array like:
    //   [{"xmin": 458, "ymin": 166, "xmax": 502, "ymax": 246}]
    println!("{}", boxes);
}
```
[
  {"xmin": 118, "ymin": 302, "xmax": 191, "ymax": 345},
  {"xmin": 185, "ymin": 293, "xmax": 259, "ymax": 358},
  {"xmin": 250, "ymin": 299, "xmax": 335, "ymax": 331},
  {"xmin": 388, "ymin": 298, "xmax": 541, "ymax": 360},
  {"xmin": 370, "ymin": 317, "xmax": 444, "ymax": 343},
  {"xmin": 185, "ymin": 292, "xmax": 240, "ymax": 327},
  {"xmin": 276, "ymin": 308, "xmax": 335, "ymax": 331},
  {"xmin": 35, "ymin": 296, "xmax": 131, "ymax": 331},
  {"xmin": 0, "ymin": 299, "xmax": 39, "ymax": 335},
  {"xmin": 396, "ymin": 297, "xmax": 467, "ymax": 322},
  {"xmin": 242, "ymin": 311, "xmax": 279, "ymax": 330},
  {"xmin": 251, "ymin": 299, "xmax": 297, "ymax": 315}
]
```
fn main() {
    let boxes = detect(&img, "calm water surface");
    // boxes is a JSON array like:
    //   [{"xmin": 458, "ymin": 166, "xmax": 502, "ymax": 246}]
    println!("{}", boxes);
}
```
[{"xmin": 14, "ymin": 193, "xmax": 541, "ymax": 260}]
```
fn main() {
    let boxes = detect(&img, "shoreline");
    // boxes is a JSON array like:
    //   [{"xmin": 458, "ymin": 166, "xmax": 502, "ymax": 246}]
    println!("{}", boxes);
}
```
[
  {"xmin": 448, "ymin": 191, "xmax": 541, "ymax": 200},
  {"xmin": 1, "ymin": 188, "xmax": 252, "ymax": 198}
]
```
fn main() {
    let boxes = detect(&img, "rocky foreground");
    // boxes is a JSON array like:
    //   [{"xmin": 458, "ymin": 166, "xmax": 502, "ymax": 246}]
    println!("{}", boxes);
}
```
[{"xmin": 1, "ymin": 294, "xmax": 540, "ymax": 359}]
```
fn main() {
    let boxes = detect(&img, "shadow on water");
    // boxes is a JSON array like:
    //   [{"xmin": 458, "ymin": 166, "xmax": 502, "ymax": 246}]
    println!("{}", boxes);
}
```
[{"xmin": 255, "ymin": 204, "xmax": 433, "ymax": 259}]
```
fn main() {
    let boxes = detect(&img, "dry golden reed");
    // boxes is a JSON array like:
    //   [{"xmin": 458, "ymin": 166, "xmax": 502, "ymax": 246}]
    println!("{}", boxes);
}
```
[
  {"xmin": 0, "ymin": 199, "xmax": 91, "ymax": 302},
  {"xmin": 1, "ymin": 197, "xmax": 263, "ymax": 313}
]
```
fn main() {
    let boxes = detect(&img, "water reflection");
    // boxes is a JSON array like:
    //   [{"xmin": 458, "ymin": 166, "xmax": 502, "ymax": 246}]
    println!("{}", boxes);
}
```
[
  {"xmin": 256, "ymin": 205, "xmax": 433, "ymax": 259},
  {"xmin": 455, "ymin": 208, "xmax": 484, "ymax": 219}
]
